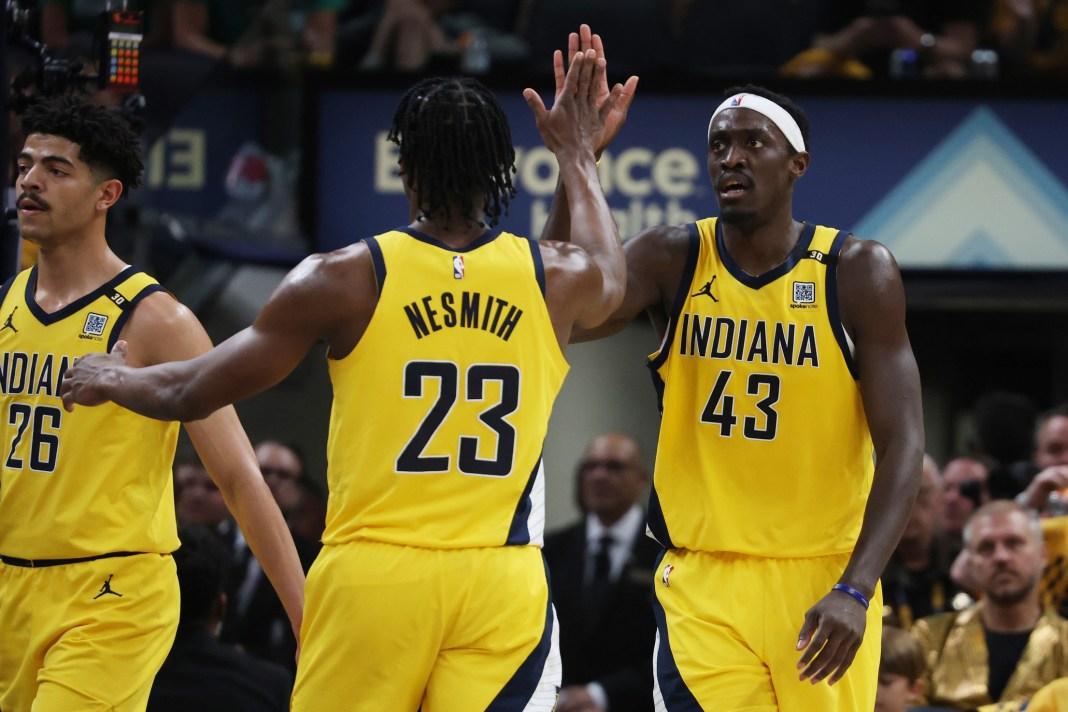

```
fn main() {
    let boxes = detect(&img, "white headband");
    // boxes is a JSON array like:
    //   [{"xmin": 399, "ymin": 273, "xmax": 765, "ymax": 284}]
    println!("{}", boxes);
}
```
[{"xmin": 708, "ymin": 93, "xmax": 806, "ymax": 153}]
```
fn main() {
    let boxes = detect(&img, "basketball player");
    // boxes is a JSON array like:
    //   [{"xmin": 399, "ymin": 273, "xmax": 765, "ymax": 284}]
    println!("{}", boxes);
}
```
[
  {"xmin": 0, "ymin": 97, "xmax": 306, "ymax": 711},
  {"xmin": 544, "ymin": 36, "xmax": 923, "ymax": 711},
  {"xmin": 62, "ymin": 50, "xmax": 630, "ymax": 710}
]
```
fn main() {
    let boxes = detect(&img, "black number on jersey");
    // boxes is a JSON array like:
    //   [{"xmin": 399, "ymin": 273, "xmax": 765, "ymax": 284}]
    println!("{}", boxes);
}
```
[
  {"xmin": 5, "ymin": 403, "xmax": 61, "ymax": 472},
  {"xmin": 397, "ymin": 360, "xmax": 520, "ymax": 477},
  {"xmin": 699, "ymin": 371, "xmax": 780, "ymax": 440}
]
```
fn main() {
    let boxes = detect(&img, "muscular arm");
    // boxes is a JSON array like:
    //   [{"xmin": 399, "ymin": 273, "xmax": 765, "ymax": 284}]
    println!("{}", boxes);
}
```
[
  {"xmin": 567, "ymin": 224, "xmax": 691, "ymax": 343},
  {"xmin": 837, "ymin": 238, "xmax": 924, "ymax": 598},
  {"xmin": 797, "ymin": 238, "xmax": 924, "ymax": 684},
  {"xmin": 119, "ymin": 293, "xmax": 307, "ymax": 639},
  {"xmin": 61, "ymin": 245, "xmax": 375, "ymax": 421}
]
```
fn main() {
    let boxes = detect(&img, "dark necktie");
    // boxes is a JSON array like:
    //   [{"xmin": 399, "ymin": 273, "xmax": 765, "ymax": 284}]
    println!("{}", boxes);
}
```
[{"xmin": 583, "ymin": 534, "xmax": 614, "ymax": 620}]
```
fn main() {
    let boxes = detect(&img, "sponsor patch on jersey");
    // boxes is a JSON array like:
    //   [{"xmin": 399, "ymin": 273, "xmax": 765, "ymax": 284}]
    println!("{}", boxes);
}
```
[
  {"xmin": 83, "ymin": 312, "xmax": 108, "ymax": 337},
  {"xmin": 791, "ymin": 281, "xmax": 816, "ymax": 309},
  {"xmin": 453, "ymin": 255, "xmax": 465, "ymax": 280}
]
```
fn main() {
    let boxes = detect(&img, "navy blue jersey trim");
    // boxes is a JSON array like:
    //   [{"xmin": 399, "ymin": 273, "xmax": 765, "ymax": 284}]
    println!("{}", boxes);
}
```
[
  {"xmin": 651, "ymin": 555, "xmax": 704, "ymax": 711},
  {"xmin": 525, "ymin": 237, "xmax": 547, "ymax": 297},
  {"xmin": 363, "ymin": 236, "xmax": 386, "ymax": 292},
  {"xmin": 108, "ymin": 283, "xmax": 168, "ymax": 352},
  {"xmin": 648, "ymin": 224, "xmax": 701, "ymax": 372},
  {"xmin": 716, "ymin": 220, "xmax": 816, "ymax": 290},
  {"xmin": 646, "ymin": 486, "xmax": 674, "ymax": 549},
  {"xmin": 25, "ymin": 264, "xmax": 140, "ymax": 326},
  {"xmin": 505, "ymin": 453, "xmax": 541, "ymax": 545},
  {"xmin": 825, "ymin": 230, "xmax": 859, "ymax": 379},
  {"xmin": 400, "ymin": 226, "xmax": 503, "ymax": 252},
  {"xmin": 0, "ymin": 273, "xmax": 15, "ymax": 307},
  {"xmin": 486, "ymin": 558, "xmax": 555, "ymax": 710}
]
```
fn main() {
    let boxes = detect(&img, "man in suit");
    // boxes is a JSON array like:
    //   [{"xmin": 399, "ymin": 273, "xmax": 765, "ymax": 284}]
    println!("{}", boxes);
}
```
[
  {"xmin": 148, "ymin": 525, "xmax": 292, "ymax": 712},
  {"xmin": 544, "ymin": 433, "xmax": 660, "ymax": 712}
]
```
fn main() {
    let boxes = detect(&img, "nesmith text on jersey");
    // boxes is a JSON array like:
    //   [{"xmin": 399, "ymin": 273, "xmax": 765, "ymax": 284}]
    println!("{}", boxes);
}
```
[{"xmin": 404, "ymin": 291, "xmax": 523, "ymax": 342}]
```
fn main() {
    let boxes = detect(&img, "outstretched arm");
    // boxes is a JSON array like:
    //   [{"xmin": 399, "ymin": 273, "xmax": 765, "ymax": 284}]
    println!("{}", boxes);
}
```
[
  {"xmin": 539, "ymin": 25, "xmax": 638, "ymax": 247},
  {"xmin": 524, "ymin": 49, "xmax": 626, "ymax": 329},
  {"xmin": 796, "ymin": 239, "xmax": 924, "ymax": 685},
  {"xmin": 61, "ymin": 247, "xmax": 369, "ymax": 420}
]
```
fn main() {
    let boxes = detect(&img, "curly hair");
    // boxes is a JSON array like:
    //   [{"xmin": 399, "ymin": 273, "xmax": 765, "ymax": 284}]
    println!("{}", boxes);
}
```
[
  {"xmin": 388, "ymin": 77, "xmax": 516, "ymax": 227},
  {"xmin": 20, "ymin": 95, "xmax": 143, "ymax": 193},
  {"xmin": 723, "ymin": 84, "xmax": 811, "ymax": 153}
]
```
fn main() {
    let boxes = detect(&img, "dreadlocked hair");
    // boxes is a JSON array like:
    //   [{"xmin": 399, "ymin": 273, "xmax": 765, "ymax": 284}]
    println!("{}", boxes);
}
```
[
  {"xmin": 21, "ymin": 94, "xmax": 143, "ymax": 193},
  {"xmin": 388, "ymin": 77, "xmax": 517, "ymax": 227}
]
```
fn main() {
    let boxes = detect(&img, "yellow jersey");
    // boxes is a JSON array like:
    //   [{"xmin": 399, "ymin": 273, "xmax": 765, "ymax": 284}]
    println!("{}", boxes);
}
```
[
  {"xmin": 0, "ymin": 266, "xmax": 180, "ymax": 559},
  {"xmin": 648, "ymin": 218, "xmax": 874, "ymax": 557},
  {"xmin": 324, "ymin": 227, "xmax": 568, "ymax": 549}
]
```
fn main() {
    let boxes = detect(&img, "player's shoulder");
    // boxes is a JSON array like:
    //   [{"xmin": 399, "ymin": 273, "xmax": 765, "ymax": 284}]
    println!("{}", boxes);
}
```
[{"xmin": 837, "ymin": 233, "xmax": 899, "ymax": 276}]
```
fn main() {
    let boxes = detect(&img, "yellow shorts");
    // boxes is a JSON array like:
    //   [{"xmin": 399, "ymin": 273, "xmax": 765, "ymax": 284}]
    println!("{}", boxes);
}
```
[
  {"xmin": 652, "ymin": 549, "xmax": 882, "ymax": 712},
  {"xmin": 0, "ymin": 553, "xmax": 179, "ymax": 711},
  {"xmin": 292, "ymin": 540, "xmax": 561, "ymax": 712}
]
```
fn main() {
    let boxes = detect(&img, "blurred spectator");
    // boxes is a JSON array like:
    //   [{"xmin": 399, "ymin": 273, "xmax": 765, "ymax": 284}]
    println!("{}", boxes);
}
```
[
  {"xmin": 939, "ymin": 457, "xmax": 991, "ymax": 545},
  {"xmin": 780, "ymin": 0, "xmax": 991, "ymax": 79},
  {"xmin": 972, "ymin": 390, "xmax": 1041, "ymax": 500},
  {"xmin": 913, "ymin": 501, "xmax": 1068, "ymax": 710},
  {"xmin": 1015, "ymin": 404, "xmax": 1068, "ymax": 514},
  {"xmin": 543, "ymin": 433, "xmax": 659, "ymax": 712},
  {"xmin": 147, "ymin": 524, "xmax": 292, "ymax": 712},
  {"xmin": 988, "ymin": 0, "xmax": 1068, "ymax": 77},
  {"xmin": 219, "ymin": 439, "xmax": 320, "ymax": 670},
  {"xmin": 290, "ymin": 476, "xmax": 327, "ymax": 544},
  {"xmin": 339, "ymin": 0, "xmax": 529, "ymax": 73},
  {"xmin": 672, "ymin": 0, "xmax": 841, "ymax": 78},
  {"xmin": 174, "ymin": 452, "xmax": 231, "ymax": 531},
  {"xmin": 875, "ymin": 624, "xmax": 926, "ymax": 712},
  {"xmin": 172, "ymin": 0, "xmax": 345, "ymax": 69},
  {"xmin": 883, "ymin": 455, "xmax": 966, "ymax": 630}
]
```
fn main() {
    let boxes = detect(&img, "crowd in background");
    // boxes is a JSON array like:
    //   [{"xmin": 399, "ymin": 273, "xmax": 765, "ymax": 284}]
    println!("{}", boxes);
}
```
[{"xmin": 15, "ymin": 0, "xmax": 1068, "ymax": 82}]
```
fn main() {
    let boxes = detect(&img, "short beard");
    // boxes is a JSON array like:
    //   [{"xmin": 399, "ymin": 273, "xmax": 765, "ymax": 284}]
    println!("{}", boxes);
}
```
[{"xmin": 984, "ymin": 575, "xmax": 1039, "ymax": 607}]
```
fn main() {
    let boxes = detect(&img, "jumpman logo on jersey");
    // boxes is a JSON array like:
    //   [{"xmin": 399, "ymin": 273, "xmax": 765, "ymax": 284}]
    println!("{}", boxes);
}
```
[
  {"xmin": 691, "ymin": 276, "xmax": 719, "ymax": 302},
  {"xmin": 93, "ymin": 574, "xmax": 123, "ymax": 599},
  {"xmin": 0, "ymin": 306, "xmax": 17, "ymax": 333}
]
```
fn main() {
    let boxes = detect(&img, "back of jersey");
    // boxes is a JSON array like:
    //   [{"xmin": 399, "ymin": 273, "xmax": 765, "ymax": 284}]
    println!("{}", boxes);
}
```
[{"xmin": 324, "ymin": 228, "xmax": 568, "ymax": 549}]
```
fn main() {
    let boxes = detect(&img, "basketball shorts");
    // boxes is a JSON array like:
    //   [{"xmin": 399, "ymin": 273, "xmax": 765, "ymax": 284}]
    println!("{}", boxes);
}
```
[
  {"xmin": 292, "ymin": 540, "xmax": 561, "ymax": 711},
  {"xmin": 0, "ymin": 552, "xmax": 179, "ymax": 711},
  {"xmin": 652, "ymin": 549, "xmax": 882, "ymax": 712}
]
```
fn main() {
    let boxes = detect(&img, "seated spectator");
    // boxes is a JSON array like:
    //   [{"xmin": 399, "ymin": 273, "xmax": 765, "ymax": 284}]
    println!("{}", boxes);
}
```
[
  {"xmin": 543, "ymin": 433, "xmax": 660, "ymax": 712},
  {"xmin": 939, "ymin": 456, "xmax": 991, "ymax": 549},
  {"xmin": 883, "ymin": 455, "xmax": 967, "ymax": 629},
  {"xmin": 1015, "ymin": 404, "xmax": 1068, "ymax": 515},
  {"xmin": 172, "ymin": 0, "xmax": 344, "ymax": 69},
  {"xmin": 174, "ymin": 452, "xmax": 231, "ymax": 533},
  {"xmin": 876, "ymin": 625, "xmax": 926, "ymax": 712},
  {"xmin": 780, "ymin": 0, "xmax": 989, "ymax": 79},
  {"xmin": 913, "ymin": 501, "xmax": 1068, "ymax": 710},
  {"xmin": 147, "ymin": 524, "xmax": 292, "ymax": 712},
  {"xmin": 220, "ymin": 439, "xmax": 320, "ymax": 671}
]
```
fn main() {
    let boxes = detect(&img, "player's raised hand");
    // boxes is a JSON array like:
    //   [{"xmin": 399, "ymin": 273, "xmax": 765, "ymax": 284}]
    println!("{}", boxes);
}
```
[
  {"xmin": 60, "ymin": 340, "xmax": 130, "ymax": 411},
  {"xmin": 524, "ymin": 49, "xmax": 610, "ymax": 158},
  {"xmin": 795, "ymin": 588, "xmax": 868, "ymax": 686},
  {"xmin": 551, "ymin": 24, "xmax": 639, "ymax": 157}
]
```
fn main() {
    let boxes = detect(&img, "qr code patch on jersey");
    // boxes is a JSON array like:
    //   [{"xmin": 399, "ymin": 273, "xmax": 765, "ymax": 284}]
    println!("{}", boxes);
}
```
[
  {"xmin": 792, "ymin": 281, "xmax": 815, "ymax": 304},
  {"xmin": 83, "ymin": 312, "xmax": 109, "ymax": 336}
]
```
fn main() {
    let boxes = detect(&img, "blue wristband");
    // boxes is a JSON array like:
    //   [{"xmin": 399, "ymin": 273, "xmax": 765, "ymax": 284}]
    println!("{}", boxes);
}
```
[{"xmin": 832, "ymin": 583, "xmax": 870, "ymax": 610}]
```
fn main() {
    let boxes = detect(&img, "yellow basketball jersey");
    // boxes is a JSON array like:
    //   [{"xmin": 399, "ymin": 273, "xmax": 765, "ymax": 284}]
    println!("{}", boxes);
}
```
[
  {"xmin": 648, "ymin": 218, "xmax": 874, "ymax": 558},
  {"xmin": 0, "ymin": 266, "xmax": 180, "ymax": 559},
  {"xmin": 324, "ymin": 228, "xmax": 568, "ymax": 549}
]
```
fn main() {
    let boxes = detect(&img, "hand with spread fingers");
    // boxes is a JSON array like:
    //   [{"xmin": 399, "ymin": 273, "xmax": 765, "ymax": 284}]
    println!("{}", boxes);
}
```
[
  {"xmin": 523, "ymin": 48, "xmax": 609, "ymax": 159},
  {"xmin": 551, "ymin": 24, "xmax": 638, "ymax": 157}
]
